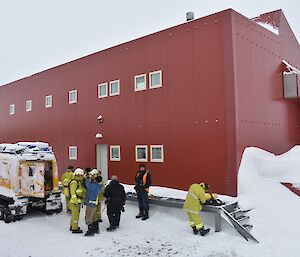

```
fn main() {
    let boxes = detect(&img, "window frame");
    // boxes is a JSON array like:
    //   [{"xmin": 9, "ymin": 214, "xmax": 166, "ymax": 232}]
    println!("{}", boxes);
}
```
[
  {"xmin": 45, "ymin": 95, "xmax": 53, "ymax": 108},
  {"xmin": 98, "ymin": 82, "xmax": 108, "ymax": 99},
  {"xmin": 109, "ymin": 80, "xmax": 120, "ymax": 96},
  {"xmin": 134, "ymin": 74, "xmax": 147, "ymax": 92},
  {"xmin": 69, "ymin": 146, "xmax": 77, "ymax": 160},
  {"xmin": 26, "ymin": 100, "xmax": 32, "ymax": 112},
  {"xmin": 68, "ymin": 90, "xmax": 77, "ymax": 104},
  {"xmin": 110, "ymin": 145, "xmax": 121, "ymax": 161},
  {"xmin": 150, "ymin": 145, "xmax": 164, "ymax": 163},
  {"xmin": 9, "ymin": 104, "xmax": 15, "ymax": 115},
  {"xmin": 135, "ymin": 145, "xmax": 148, "ymax": 162},
  {"xmin": 149, "ymin": 70, "xmax": 162, "ymax": 89}
]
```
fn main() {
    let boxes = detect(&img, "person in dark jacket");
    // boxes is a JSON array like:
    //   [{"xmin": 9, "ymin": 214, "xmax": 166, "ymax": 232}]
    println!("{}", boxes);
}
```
[
  {"xmin": 104, "ymin": 175, "xmax": 126, "ymax": 231},
  {"xmin": 134, "ymin": 164, "xmax": 151, "ymax": 220}
]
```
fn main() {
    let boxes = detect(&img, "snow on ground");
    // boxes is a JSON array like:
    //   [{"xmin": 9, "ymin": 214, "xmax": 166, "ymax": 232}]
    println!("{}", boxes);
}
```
[
  {"xmin": 0, "ymin": 202, "xmax": 270, "ymax": 257},
  {"xmin": 1, "ymin": 145, "xmax": 300, "ymax": 257}
]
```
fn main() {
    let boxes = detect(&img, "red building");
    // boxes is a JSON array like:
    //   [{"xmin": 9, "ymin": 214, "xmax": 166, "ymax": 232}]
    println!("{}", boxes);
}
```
[{"xmin": 0, "ymin": 9, "xmax": 300, "ymax": 195}]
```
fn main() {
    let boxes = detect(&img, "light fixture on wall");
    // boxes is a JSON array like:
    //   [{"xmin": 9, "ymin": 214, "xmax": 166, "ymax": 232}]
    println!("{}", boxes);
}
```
[
  {"xmin": 95, "ymin": 133, "xmax": 103, "ymax": 139},
  {"xmin": 97, "ymin": 114, "xmax": 103, "ymax": 123}
]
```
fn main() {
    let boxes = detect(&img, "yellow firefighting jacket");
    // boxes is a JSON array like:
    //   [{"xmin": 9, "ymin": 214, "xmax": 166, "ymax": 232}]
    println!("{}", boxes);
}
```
[
  {"xmin": 183, "ymin": 183, "xmax": 210, "ymax": 214},
  {"xmin": 69, "ymin": 178, "xmax": 85, "ymax": 204}
]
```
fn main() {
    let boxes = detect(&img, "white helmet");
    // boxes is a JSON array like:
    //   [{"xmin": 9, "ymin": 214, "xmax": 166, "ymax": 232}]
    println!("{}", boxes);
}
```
[
  {"xmin": 74, "ymin": 168, "xmax": 84, "ymax": 176},
  {"xmin": 90, "ymin": 169, "xmax": 99, "ymax": 176}
]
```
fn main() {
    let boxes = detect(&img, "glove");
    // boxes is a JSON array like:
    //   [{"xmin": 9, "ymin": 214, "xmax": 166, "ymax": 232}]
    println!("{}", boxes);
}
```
[
  {"xmin": 121, "ymin": 206, "xmax": 125, "ymax": 212},
  {"xmin": 72, "ymin": 197, "xmax": 79, "ymax": 205},
  {"xmin": 211, "ymin": 193, "xmax": 218, "ymax": 199},
  {"xmin": 95, "ymin": 176, "xmax": 102, "ymax": 183}
]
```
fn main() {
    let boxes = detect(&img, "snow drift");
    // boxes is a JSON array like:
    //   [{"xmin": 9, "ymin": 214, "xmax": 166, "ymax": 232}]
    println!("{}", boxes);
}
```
[{"xmin": 237, "ymin": 146, "xmax": 300, "ymax": 256}]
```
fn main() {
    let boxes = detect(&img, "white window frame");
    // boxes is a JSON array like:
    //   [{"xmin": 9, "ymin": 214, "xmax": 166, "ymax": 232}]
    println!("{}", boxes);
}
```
[
  {"xmin": 9, "ymin": 104, "xmax": 15, "ymax": 115},
  {"xmin": 98, "ymin": 83, "xmax": 108, "ymax": 98},
  {"xmin": 45, "ymin": 95, "xmax": 53, "ymax": 108},
  {"xmin": 109, "ymin": 80, "xmax": 120, "ymax": 96},
  {"xmin": 26, "ymin": 100, "xmax": 32, "ymax": 112},
  {"xmin": 150, "ymin": 145, "xmax": 164, "ymax": 162},
  {"xmin": 134, "ymin": 74, "xmax": 147, "ymax": 92},
  {"xmin": 135, "ymin": 145, "xmax": 148, "ymax": 162},
  {"xmin": 68, "ymin": 90, "xmax": 77, "ymax": 104},
  {"xmin": 149, "ymin": 70, "xmax": 162, "ymax": 89},
  {"xmin": 110, "ymin": 145, "xmax": 121, "ymax": 161},
  {"xmin": 69, "ymin": 146, "xmax": 77, "ymax": 160}
]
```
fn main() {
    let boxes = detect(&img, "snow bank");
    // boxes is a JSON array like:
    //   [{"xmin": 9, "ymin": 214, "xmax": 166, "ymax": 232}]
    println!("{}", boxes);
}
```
[
  {"xmin": 238, "ymin": 146, "xmax": 300, "ymax": 208},
  {"xmin": 123, "ymin": 183, "xmax": 187, "ymax": 200},
  {"xmin": 122, "ymin": 182, "xmax": 236, "ymax": 204},
  {"xmin": 237, "ymin": 146, "xmax": 300, "ymax": 256}
]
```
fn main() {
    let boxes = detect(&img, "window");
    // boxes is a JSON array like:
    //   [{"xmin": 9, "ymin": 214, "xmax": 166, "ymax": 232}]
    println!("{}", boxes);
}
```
[
  {"xmin": 134, "ymin": 74, "xmax": 147, "ymax": 91},
  {"xmin": 150, "ymin": 145, "xmax": 164, "ymax": 162},
  {"xmin": 26, "ymin": 100, "xmax": 32, "ymax": 112},
  {"xmin": 109, "ymin": 80, "xmax": 120, "ymax": 96},
  {"xmin": 69, "ymin": 146, "xmax": 77, "ymax": 160},
  {"xmin": 98, "ymin": 83, "xmax": 108, "ymax": 98},
  {"xmin": 149, "ymin": 70, "xmax": 162, "ymax": 89},
  {"xmin": 9, "ymin": 104, "xmax": 15, "ymax": 115},
  {"xmin": 45, "ymin": 95, "xmax": 52, "ymax": 108},
  {"xmin": 110, "ymin": 145, "xmax": 121, "ymax": 161},
  {"xmin": 69, "ymin": 90, "xmax": 77, "ymax": 104},
  {"xmin": 135, "ymin": 145, "xmax": 148, "ymax": 162}
]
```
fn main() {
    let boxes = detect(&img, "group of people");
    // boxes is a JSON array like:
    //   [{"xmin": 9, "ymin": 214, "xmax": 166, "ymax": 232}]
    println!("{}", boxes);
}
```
[
  {"xmin": 62, "ymin": 163, "xmax": 214, "ymax": 237},
  {"xmin": 61, "ymin": 163, "xmax": 152, "ymax": 236}
]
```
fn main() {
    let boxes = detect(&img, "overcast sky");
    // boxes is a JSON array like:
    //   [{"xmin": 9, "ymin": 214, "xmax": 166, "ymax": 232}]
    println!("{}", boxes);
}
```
[{"xmin": 0, "ymin": 0, "xmax": 299, "ymax": 86}]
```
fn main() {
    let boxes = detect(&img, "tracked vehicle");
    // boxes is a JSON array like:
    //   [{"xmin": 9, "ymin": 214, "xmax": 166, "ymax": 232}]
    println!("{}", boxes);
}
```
[{"xmin": 0, "ymin": 142, "xmax": 62, "ymax": 223}]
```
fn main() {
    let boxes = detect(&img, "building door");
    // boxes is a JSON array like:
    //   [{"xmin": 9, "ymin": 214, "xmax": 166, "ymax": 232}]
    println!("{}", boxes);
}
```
[
  {"xmin": 20, "ymin": 162, "xmax": 45, "ymax": 198},
  {"xmin": 96, "ymin": 144, "xmax": 108, "ymax": 183}
]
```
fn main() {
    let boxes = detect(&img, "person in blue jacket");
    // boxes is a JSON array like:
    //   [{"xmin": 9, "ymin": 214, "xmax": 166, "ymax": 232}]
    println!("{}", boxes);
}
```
[{"xmin": 84, "ymin": 169, "xmax": 102, "ymax": 236}]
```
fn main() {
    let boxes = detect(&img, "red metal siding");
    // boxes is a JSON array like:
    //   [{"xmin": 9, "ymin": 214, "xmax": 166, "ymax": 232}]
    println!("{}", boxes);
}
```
[
  {"xmin": 232, "ymin": 10, "xmax": 300, "ymax": 176},
  {"xmin": 0, "ymin": 10, "xmax": 231, "ymax": 194}
]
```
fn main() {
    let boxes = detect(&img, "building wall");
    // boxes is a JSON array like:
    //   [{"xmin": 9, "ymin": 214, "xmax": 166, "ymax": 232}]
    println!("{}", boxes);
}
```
[
  {"xmin": 232, "ymin": 9, "xmax": 300, "ymax": 186},
  {"xmin": 0, "ymin": 11, "xmax": 233, "ymax": 194}
]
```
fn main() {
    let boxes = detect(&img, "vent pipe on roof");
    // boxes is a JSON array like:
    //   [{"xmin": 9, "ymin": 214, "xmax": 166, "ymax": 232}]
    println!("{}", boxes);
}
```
[{"xmin": 186, "ymin": 12, "xmax": 194, "ymax": 22}]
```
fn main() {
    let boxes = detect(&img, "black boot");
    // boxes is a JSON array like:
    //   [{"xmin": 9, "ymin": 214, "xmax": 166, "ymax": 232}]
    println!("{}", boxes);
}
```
[
  {"xmin": 84, "ymin": 224, "xmax": 95, "ymax": 237},
  {"xmin": 192, "ymin": 226, "xmax": 198, "ymax": 235},
  {"xmin": 199, "ymin": 227, "xmax": 210, "ymax": 236},
  {"xmin": 136, "ymin": 207, "xmax": 144, "ymax": 219},
  {"xmin": 141, "ymin": 210, "xmax": 149, "ymax": 220},
  {"xmin": 71, "ymin": 227, "xmax": 83, "ymax": 234},
  {"xmin": 94, "ymin": 222, "xmax": 100, "ymax": 234},
  {"xmin": 70, "ymin": 226, "xmax": 81, "ymax": 231},
  {"xmin": 106, "ymin": 226, "xmax": 116, "ymax": 232}
]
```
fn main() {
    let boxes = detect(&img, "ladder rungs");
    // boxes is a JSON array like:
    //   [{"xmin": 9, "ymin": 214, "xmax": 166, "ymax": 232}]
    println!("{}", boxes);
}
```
[
  {"xmin": 235, "ymin": 215, "xmax": 249, "ymax": 222},
  {"xmin": 229, "ymin": 208, "xmax": 242, "ymax": 215},
  {"xmin": 242, "ymin": 224, "xmax": 253, "ymax": 230}
]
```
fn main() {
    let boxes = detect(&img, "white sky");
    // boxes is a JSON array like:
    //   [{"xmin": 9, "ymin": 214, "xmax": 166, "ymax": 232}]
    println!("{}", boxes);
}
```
[{"xmin": 0, "ymin": 0, "xmax": 299, "ymax": 86}]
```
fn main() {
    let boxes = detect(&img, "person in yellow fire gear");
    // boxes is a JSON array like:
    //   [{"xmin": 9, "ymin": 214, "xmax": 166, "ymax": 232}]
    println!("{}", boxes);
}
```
[
  {"xmin": 69, "ymin": 168, "xmax": 85, "ymax": 233},
  {"xmin": 183, "ymin": 182, "xmax": 216, "ymax": 236},
  {"xmin": 61, "ymin": 165, "xmax": 74, "ymax": 213},
  {"xmin": 96, "ymin": 170, "xmax": 106, "ymax": 222}
]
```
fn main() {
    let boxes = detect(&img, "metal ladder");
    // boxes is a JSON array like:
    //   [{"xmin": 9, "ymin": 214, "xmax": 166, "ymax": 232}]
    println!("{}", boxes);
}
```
[
  {"xmin": 126, "ymin": 193, "xmax": 259, "ymax": 243},
  {"xmin": 221, "ymin": 202, "xmax": 259, "ymax": 243}
]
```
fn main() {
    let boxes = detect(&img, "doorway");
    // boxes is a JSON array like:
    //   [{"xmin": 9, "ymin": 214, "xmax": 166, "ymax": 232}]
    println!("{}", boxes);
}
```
[{"xmin": 96, "ymin": 144, "xmax": 108, "ymax": 183}]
